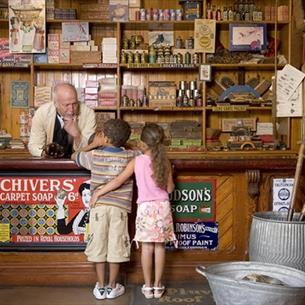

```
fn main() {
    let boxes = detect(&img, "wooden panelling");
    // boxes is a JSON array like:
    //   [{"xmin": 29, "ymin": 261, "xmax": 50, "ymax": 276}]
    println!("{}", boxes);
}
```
[
  {"xmin": 0, "ymin": 71, "xmax": 31, "ymax": 137},
  {"xmin": 0, "ymin": 156, "xmax": 302, "ymax": 285}
]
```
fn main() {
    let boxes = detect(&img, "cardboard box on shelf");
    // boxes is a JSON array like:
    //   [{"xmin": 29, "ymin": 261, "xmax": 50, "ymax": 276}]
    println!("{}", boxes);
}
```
[
  {"xmin": 70, "ymin": 51, "xmax": 101, "ymax": 64},
  {"xmin": 128, "ymin": 0, "xmax": 141, "ymax": 8},
  {"xmin": 79, "ymin": 3, "xmax": 109, "ymax": 20}
]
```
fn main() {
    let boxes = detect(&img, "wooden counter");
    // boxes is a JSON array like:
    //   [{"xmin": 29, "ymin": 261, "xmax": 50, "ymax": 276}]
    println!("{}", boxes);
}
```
[{"xmin": 0, "ymin": 153, "xmax": 302, "ymax": 286}]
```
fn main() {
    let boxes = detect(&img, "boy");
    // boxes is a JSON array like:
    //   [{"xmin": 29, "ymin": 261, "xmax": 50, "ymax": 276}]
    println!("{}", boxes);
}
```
[{"xmin": 71, "ymin": 119, "xmax": 137, "ymax": 300}]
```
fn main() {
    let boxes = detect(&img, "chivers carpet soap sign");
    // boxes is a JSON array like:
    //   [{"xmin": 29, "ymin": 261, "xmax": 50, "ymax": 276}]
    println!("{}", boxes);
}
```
[{"xmin": 170, "ymin": 176, "xmax": 216, "ymax": 222}]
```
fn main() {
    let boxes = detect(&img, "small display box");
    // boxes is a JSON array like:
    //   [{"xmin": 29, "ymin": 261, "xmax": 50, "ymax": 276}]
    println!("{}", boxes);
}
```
[
  {"xmin": 148, "ymin": 81, "xmax": 176, "ymax": 107},
  {"xmin": 179, "ymin": 0, "xmax": 202, "ymax": 20}
]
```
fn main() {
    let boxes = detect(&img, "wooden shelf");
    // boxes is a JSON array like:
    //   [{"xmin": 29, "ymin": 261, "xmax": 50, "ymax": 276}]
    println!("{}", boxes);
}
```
[
  {"xmin": 121, "ymin": 20, "xmax": 194, "ymax": 31},
  {"xmin": 33, "ymin": 63, "xmax": 117, "ymax": 70},
  {"xmin": 120, "ymin": 107, "xmax": 203, "ymax": 112},
  {"xmin": 206, "ymin": 106, "xmax": 272, "ymax": 111},
  {"xmin": 120, "ymin": 64, "xmax": 199, "ymax": 70},
  {"xmin": 216, "ymin": 20, "xmax": 290, "ymax": 24},
  {"xmin": 94, "ymin": 106, "xmax": 117, "ymax": 111},
  {"xmin": 209, "ymin": 63, "xmax": 282, "ymax": 70},
  {"xmin": 47, "ymin": 19, "xmax": 115, "ymax": 25},
  {"xmin": 0, "ymin": 65, "xmax": 31, "ymax": 70},
  {"xmin": 0, "ymin": 0, "xmax": 295, "ymax": 152}
]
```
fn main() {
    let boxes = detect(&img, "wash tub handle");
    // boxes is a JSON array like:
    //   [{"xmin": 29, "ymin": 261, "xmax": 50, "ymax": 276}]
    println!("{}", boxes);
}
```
[{"xmin": 196, "ymin": 266, "xmax": 207, "ymax": 278}]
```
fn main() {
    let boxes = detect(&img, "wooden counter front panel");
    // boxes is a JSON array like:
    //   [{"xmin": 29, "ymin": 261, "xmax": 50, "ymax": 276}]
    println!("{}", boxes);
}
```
[
  {"xmin": 0, "ymin": 157, "xmax": 298, "ymax": 285},
  {"xmin": 0, "ymin": 172, "xmax": 250, "ymax": 285}
]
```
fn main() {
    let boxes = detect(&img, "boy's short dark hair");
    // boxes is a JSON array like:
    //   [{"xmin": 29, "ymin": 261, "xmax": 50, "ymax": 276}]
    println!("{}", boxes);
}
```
[{"xmin": 103, "ymin": 119, "xmax": 131, "ymax": 147}]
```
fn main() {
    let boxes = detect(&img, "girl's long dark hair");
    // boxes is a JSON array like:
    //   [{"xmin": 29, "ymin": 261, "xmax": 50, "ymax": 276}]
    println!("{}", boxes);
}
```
[{"xmin": 141, "ymin": 123, "xmax": 170, "ymax": 189}]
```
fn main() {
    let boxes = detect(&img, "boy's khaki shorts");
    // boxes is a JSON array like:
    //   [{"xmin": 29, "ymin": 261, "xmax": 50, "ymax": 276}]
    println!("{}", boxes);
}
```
[{"xmin": 85, "ymin": 205, "xmax": 130, "ymax": 263}]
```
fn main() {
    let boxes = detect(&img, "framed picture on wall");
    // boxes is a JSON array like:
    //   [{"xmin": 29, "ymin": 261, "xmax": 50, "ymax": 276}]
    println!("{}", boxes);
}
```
[
  {"xmin": 9, "ymin": 0, "xmax": 46, "ymax": 53},
  {"xmin": 229, "ymin": 23, "xmax": 267, "ymax": 51},
  {"xmin": 199, "ymin": 64, "xmax": 211, "ymax": 81}
]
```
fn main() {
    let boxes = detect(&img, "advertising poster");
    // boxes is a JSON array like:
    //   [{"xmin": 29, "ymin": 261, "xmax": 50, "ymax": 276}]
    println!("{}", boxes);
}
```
[
  {"xmin": 168, "ymin": 222, "xmax": 218, "ymax": 250},
  {"xmin": 170, "ymin": 176, "xmax": 216, "ymax": 222},
  {"xmin": 0, "ymin": 175, "xmax": 90, "ymax": 249},
  {"xmin": 272, "ymin": 178, "xmax": 294, "ymax": 212}
]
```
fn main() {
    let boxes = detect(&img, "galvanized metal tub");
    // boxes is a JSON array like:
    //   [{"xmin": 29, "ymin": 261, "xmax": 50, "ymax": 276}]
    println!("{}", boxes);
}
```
[
  {"xmin": 196, "ymin": 262, "xmax": 305, "ymax": 305},
  {"xmin": 249, "ymin": 211, "xmax": 305, "ymax": 272}
]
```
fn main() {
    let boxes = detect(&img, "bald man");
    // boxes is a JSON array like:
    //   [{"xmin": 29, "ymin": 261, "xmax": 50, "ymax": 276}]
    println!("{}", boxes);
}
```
[{"xmin": 28, "ymin": 83, "xmax": 96, "ymax": 157}]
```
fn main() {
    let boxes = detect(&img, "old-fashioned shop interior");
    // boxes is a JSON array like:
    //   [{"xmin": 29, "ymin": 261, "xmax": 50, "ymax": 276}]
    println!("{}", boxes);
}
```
[{"xmin": 1, "ymin": 0, "xmax": 305, "ymax": 304}]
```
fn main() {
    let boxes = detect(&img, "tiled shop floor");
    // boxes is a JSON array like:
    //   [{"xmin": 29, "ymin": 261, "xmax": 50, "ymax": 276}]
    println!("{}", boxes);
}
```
[{"xmin": 0, "ymin": 281, "xmax": 216, "ymax": 305}]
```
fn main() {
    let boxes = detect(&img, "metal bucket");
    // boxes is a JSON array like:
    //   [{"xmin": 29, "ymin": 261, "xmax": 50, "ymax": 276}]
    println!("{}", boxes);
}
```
[
  {"xmin": 249, "ymin": 211, "xmax": 305, "ymax": 272},
  {"xmin": 196, "ymin": 262, "xmax": 305, "ymax": 305}
]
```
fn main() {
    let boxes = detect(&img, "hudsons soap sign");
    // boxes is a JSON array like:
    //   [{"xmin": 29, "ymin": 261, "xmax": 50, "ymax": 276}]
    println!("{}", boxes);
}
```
[{"xmin": 170, "ymin": 177, "xmax": 216, "ymax": 221}]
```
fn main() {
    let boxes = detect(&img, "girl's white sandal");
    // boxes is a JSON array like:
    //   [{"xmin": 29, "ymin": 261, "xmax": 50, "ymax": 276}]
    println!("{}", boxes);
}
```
[
  {"xmin": 141, "ymin": 285, "xmax": 154, "ymax": 299},
  {"xmin": 153, "ymin": 286, "xmax": 165, "ymax": 298}
]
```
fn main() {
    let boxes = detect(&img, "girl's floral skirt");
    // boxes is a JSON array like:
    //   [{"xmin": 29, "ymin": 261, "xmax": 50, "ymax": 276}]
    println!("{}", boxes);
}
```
[{"xmin": 133, "ymin": 200, "xmax": 177, "ymax": 246}]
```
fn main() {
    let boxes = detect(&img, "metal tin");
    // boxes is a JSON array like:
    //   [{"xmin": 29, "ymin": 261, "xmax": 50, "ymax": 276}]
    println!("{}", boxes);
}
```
[
  {"xmin": 190, "ymin": 80, "xmax": 197, "ymax": 90},
  {"xmin": 186, "ymin": 36, "xmax": 194, "ymax": 49},
  {"xmin": 134, "ymin": 51, "xmax": 140, "ymax": 63},
  {"xmin": 129, "ymin": 36, "xmax": 136, "ymax": 49},
  {"xmin": 177, "ymin": 53, "xmax": 183, "ymax": 64},
  {"xmin": 175, "ymin": 36, "xmax": 183, "ymax": 49},
  {"xmin": 192, "ymin": 52, "xmax": 200, "ymax": 64},
  {"xmin": 140, "ymin": 8, "xmax": 146, "ymax": 21},
  {"xmin": 122, "ymin": 37, "xmax": 129, "ymax": 50},
  {"xmin": 140, "ymin": 52, "xmax": 147, "ymax": 63},
  {"xmin": 120, "ymin": 51, "xmax": 127, "ymax": 64},
  {"xmin": 153, "ymin": 8, "xmax": 159, "ymax": 21},
  {"xmin": 163, "ymin": 9, "xmax": 170, "ymax": 21},
  {"xmin": 146, "ymin": 8, "xmax": 152, "ymax": 20},
  {"xmin": 176, "ymin": 90, "xmax": 183, "ymax": 107},
  {"xmin": 127, "ymin": 52, "xmax": 134, "ymax": 63},
  {"xmin": 185, "ymin": 89, "xmax": 192, "ymax": 98},
  {"xmin": 184, "ymin": 51, "xmax": 191, "ymax": 64},
  {"xmin": 179, "ymin": 80, "xmax": 188, "ymax": 90},
  {"xmin": 135, "ymin": 10, "xmax": 140, "ymax": 21},
  {"xmin": 149, "ymin": 46, "xmax": 156, "ymax": 64},
  {"xmin": 176, "ymin": 9, "xmax": 182, "ymax": 20},
  {"xmin": 122, "ymin": 95, "xmax": 129, "ymax": 107},
  {"xmin": 170, "ymin": 9, "xmax": 176, "ymax": 20},
  {"xmin": 158, "ymin": 9, "xmax": 164, "ymax": 21}
]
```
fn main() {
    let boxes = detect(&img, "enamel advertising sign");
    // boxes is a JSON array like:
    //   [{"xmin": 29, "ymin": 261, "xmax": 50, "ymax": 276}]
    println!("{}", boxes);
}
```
[
  {"xmin": 170, "ymin": 176, "xmax": 216, "ymax": 222},
  {"xmin": 0, "ymin": 175, "xmax": 90, "ymax": 249}
]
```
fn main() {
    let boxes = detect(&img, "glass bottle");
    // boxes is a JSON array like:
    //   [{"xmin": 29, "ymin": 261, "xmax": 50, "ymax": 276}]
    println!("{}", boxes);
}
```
[
  {"xmin": 216, "ymin": 7, "xmax": 222, "ymax": 21},
  {"xmin": 223, "ymin": 7, "xmax": 228, "ymax": 21},
  {"xmin": 206, "ymin": 2, "xmax": 212, "ymax": 19},
  {"xmin": 212, "ymin": 5, "xmax": 217, "ymax": 19},
  {"xmin": 149, "ymin": 45, "xmax": 156, "ymax": 64},
  {"xmin": 228, "ymin": 7, "xmax": 234, "ymax": 21}
]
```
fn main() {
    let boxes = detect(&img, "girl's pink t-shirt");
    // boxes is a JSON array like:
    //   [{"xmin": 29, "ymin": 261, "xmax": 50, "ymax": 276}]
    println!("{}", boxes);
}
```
[{"xmin": 134, "ymin": 154, "xmax": 169, "ymax": 203}]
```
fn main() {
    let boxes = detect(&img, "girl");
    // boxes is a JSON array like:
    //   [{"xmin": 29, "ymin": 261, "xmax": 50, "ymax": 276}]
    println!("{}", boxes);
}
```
[{"xmin": 90, "ymin": 123, "xmax": 177, "ymax": 299}]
